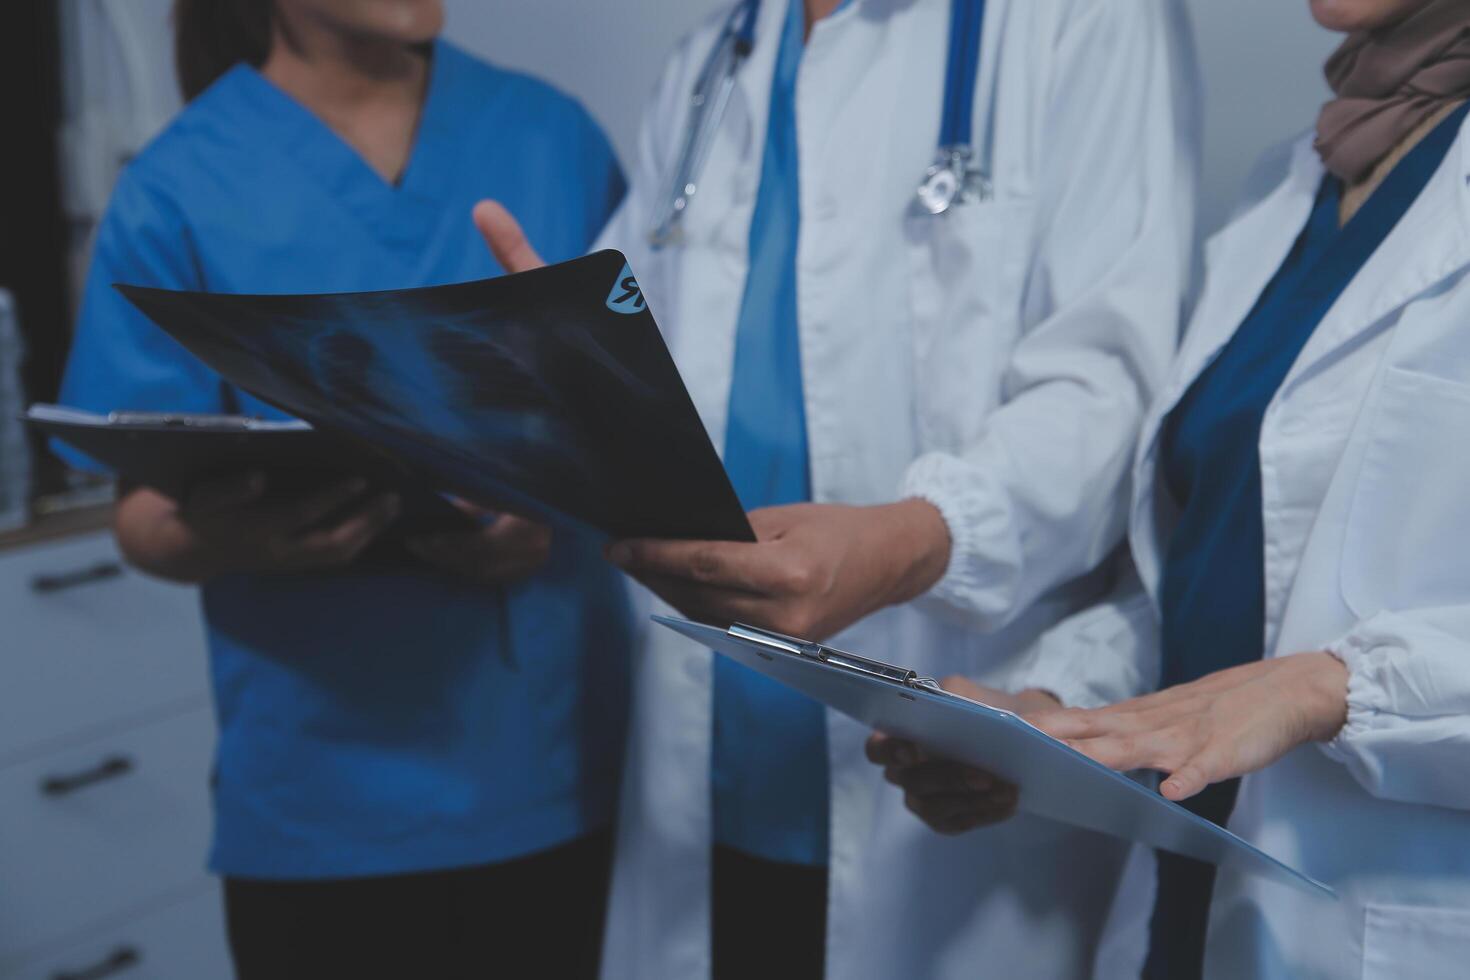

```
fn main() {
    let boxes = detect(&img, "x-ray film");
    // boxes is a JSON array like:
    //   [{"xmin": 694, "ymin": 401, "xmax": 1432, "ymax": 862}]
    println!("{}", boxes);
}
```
[{"xmin": 117, "ymin": 251, "xmax": 754, "ymax": 542}]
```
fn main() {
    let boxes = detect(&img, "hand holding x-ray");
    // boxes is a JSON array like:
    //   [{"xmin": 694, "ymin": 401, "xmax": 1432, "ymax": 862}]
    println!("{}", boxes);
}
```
[
  {"xmin": 474, "ymin": 201, "xmax": 957, "ymax": 641},
  {"xmin": 404, "ymin": 499, "xmax": 553, "ymax": 587}
]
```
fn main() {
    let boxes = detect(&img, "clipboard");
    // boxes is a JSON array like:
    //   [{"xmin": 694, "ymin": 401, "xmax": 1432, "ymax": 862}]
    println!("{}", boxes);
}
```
[
  {"xmin": 27, "ymin": 405, "xmax": 475, "ymax": 535},
  {"xmin": 656, "ymin": 615, "xmax": 1333, "ymax": 897}
]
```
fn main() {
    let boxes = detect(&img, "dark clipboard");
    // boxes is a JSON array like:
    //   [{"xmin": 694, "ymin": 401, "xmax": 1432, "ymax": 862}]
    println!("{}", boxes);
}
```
[{"xmin": 28, "ymin": 405, "xmax": 474, "ymax": 535}]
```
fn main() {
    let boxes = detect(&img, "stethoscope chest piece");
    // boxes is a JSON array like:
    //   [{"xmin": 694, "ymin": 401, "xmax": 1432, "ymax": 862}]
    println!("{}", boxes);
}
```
[
  {"xmin": 917, "ymin": 161, "xmax": 962, "ymax": 216},
  {"xmin": 914, "ymin": 0, "xmax": 991, "ymax": 216},
  {"xmin": 916, "ymin": 148, "xmax": 993, "ymax": 216}
]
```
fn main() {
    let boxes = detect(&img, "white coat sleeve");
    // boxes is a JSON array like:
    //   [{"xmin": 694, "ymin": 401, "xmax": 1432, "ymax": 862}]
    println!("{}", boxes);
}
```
[
  {"xmin": 1321, "ymin": 609, "xmax": 1470, "ymax": 811},
  {"xmin": 901, "ymin": 0, "xmax": 1201, "ymax": 630},
  {"xmin": 1007, "ymin": 555, "xmax": 1161, "ymax": 709}
]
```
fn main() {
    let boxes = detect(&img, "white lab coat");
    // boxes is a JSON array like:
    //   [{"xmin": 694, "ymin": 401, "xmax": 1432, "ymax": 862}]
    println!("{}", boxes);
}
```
[
  {"xmin": 592, "ymin": 1, "xmax": 1200, "ymax": 976},
  {"xmin": 1117, "ymin": 119, "xmax": 1470, "ymax": 979}
]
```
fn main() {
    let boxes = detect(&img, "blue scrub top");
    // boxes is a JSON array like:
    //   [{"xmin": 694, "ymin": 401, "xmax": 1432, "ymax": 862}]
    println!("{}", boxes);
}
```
[
  {"xmin": 1147, "ymin": 102, "xmax": 1470, "ymax": 979},
  {"xmin": 712, "ymin": 0, "xmax": 851, "ymax": 868},
  {"xmin": 58, "ymin": 41, "xmax": 632, "ymax": 880}
]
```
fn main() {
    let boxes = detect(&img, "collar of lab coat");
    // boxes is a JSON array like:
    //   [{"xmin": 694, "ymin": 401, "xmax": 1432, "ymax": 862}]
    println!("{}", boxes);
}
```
[{"xmin": 1282, "ymin": 111, "xmax": 1470, "ymax": 395}]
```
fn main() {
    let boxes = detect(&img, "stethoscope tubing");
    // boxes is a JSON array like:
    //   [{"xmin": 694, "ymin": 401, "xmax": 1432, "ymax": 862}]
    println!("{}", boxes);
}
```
[
  {"xmin": 650, "ymin": 0, "xmax": 987, "ymax": 244},
  {"xmin": 940, "ymin": 0, "xmax": 984, "ymax": 151}
]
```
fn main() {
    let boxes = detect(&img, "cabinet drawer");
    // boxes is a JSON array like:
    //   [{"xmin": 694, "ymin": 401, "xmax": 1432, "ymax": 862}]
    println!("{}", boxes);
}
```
[
  {"xmin": 0, "ymin": 532, "xmax": 208, "ymax": 763},
  {"xmin": 0, "ymin": 708, "xmax": 216, "ymax": 961},
  {"xmin": 0, "ymin": 883, "xmax": 231, "ymax": 980}
]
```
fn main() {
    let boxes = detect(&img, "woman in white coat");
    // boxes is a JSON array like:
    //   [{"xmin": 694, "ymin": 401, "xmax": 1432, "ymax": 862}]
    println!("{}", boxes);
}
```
[
  {"xmin": 479, "ymin": 0, "xmax": 1198, "ymax": 976},
  {"xmin": 881, "ymin": 1, "xmax": 1470, "ymax": 977}
]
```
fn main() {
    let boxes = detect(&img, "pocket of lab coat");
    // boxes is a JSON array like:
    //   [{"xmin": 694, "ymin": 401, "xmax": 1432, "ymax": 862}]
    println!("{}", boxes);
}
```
[
  {"xmin": 1340, "ymin": 366, "xmax": 1470, "ymax": 617},
  {"xmin": 902, "ymin": 196, "xmax": 1032, "ymax": 454},
  {"xmin": 1362, "ymin": 904, "xmax": 1470, "ymax": 980}
]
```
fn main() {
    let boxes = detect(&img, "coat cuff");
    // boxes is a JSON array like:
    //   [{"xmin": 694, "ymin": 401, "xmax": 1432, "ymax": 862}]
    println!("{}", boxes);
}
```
[
  {"xmin": 1007, "ymin": 585, "xmax": 1159, "ymax": 709},
  {"xmin": 1319, "ymin": 624, "xmax": 1396, "ymax": 772},
  {"xmin": 1011, "ymin": 648, "xmax": 1114, "ymax": 710},
  {"xmin": 899, "ymin": 451, "xmax": 1019, "ymax": 620}
]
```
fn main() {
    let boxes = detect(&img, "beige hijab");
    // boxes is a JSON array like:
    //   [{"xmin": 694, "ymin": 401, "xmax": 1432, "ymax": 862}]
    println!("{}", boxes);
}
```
[{"xmin": 1316, "ymin": 0, "xmax": 1470, "ymax": 183}]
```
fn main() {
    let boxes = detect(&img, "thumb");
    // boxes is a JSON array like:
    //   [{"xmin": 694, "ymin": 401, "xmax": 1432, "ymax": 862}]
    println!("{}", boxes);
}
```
[
  {"xmin": 1160, "ymin": 746, "xmax": 1225, "ymax": 802},
  {"xmin": 473, "ymin": 200, "xmax": 546, "ymax": 274}
]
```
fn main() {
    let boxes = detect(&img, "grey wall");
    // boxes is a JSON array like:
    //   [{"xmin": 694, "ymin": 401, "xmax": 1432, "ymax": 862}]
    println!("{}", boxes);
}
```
[
  {"xmin": 1183, "ymin": 0, "xmax": 1336, "ymax": 234},
  {"xmin": 72, "ymin": 0, "xmax": 1344, "ymax": 240},
  {"xmin": 446, "ymin": 0, "xmax": 1341, "ymax": 239},
  {"xmin": 442, "ymin": 0, "xmax": 721, "ymax": 170}
]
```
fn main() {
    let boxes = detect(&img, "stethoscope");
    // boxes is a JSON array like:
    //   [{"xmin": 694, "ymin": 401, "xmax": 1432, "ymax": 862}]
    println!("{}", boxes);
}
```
[{"xmin": 647, "ymin": 0, "xmax": 990, "ymax": 248}]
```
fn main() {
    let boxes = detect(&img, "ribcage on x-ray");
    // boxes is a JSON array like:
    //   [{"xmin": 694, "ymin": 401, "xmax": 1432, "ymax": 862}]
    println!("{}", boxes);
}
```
[
  {"xmin": 425, "ymin": 323, "xmax": 560, "ymax": 415},
  {"xmin": 311, "ymin": 330, "xmax": 394, "ymax": 416}
]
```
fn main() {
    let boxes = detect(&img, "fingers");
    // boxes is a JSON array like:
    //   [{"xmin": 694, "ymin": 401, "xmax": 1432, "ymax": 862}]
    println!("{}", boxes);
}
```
[
  {"xmin": 1033, "ymin": 706, "xmax": 1118, "ymax": 741},
  {"xmin": 473, "ymin": 200, "xmax": 546, "ymax": 274},
  {"xmin": 632, "ymin": 572, "xmax": 771, "ymax": 627},
  {"xmin": 746, "ymin": 505, "xmax": 805, "ymax": 541},
  {"xmin": 289, "ymin": 492, "xmax": 400, "ymax": 567},
  {"xmin": 481, "ymin": 514, "xmax": 552, "ymax": 557},
  {"xmin": 865, "ymin": 733, "xmax": 927, "ymax": 767},
  {"xmin": 607, "ymin": 538, "xmax": 766, "ymax": 591},
  {"xmin": 280, "ymin": 477, "xmax": 371, "ymax": 533},
  {"xmin": 939, "ymin": 674, "xmax": 1012, "ymax": 708},
  {"xmin": 405, "ymin": 515, "xmax": 553, "ymax": 584},
  {"xmin": 1161, "ymin": 744, "xmax": 1233, "ymax": 802},
  {"xmin": 446, "ymin": 497, "xmax": 495, "ymax": 520},
  {"xmin": 931, "ymin": 806, "xmax": 1017, "ymax": 835},
  {"xmin": 1064, "ymin": 732, "xmax": 1153, "ymax": 772},
  {"xmin": 183, "ymin": 471, "xmax": 266, "ymax": 516},
  {"xmin": 1067, "ymin": 716, "xmax": 1208, "ymax": 777},
  {"xmin": 886, "ymin": 760, "xmax": 1000, "ymax": 796},
  {"xmin": 1161, "ymin": 763, "xmax": 1208, "ymax": 802},
  {"xmin": 870, "ymin": 734, "xmax": 1018, "ymax": 835},
  {"xmin": 1092, "ymin": 663, "xmax": 1258, "ymax": 716},
  {"xmin": 901, "ymin": 784, "xmax": 1020, "ymax": 835},
  {"xmin": 403, "ymin": 534, "xmax": 467, "ymax": 577},
  {"xmin": 1036, "ymin": 700, "xmax": 1194, "ymax": 742},
  {"xmin": 938, "ymin": 674, "xmax": 985, "ymax": 701},
  {"xmin": 631, "ymin": 567, "xmax": 834, "ymax": 637},
  {"xmin": 608, "ymin": 537, "xmax": 818, "ymax": 603}
]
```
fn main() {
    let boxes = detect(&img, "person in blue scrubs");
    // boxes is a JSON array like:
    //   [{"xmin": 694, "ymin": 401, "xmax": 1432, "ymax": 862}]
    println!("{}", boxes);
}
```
[
  {"xmin": 57, "ymin": 2, "xmax": 630, "ymax": 976},
  {"xmin": 708, "ymin": 0, "xmax": 844, "ymax": 975}
]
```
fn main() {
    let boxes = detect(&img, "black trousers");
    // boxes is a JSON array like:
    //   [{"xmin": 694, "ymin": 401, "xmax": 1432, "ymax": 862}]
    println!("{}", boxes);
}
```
[
  {"xmin": 1143, "ymin": 779, "xmax": 1243, "ymax": 980},
  {"xmin": 224, "ymin": 828, "xmax": 613, "ymax": 980},
  {"xmin": 711, "ymin": 845, "xmax": 828, "ymax": 980}
]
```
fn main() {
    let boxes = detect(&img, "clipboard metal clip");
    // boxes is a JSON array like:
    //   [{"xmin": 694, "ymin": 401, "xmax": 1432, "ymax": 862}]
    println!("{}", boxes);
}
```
[{"xmin": 727, "ymin": 624, "xmax": 941, "ymax": 692}]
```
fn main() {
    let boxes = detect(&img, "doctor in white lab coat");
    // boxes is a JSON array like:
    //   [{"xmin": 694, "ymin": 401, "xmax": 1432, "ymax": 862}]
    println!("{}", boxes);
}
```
[
  {"xmin": 882, "ymin": 2, "xmax": 1470, "ymax": 977},
  {"xmin": 477, "ymin": 0, "xmax": 1198, "ymax": 976}
]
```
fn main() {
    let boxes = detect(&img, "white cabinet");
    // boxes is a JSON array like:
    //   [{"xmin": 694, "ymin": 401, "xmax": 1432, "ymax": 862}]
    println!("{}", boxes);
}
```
[
  {"xmin": 0, "ymin": 526, "xmax": 230, "ymax": 978},
  {"xmin": 0, "ymin": 532, "xmax": 210, "ymax": 765},
  {"xmin": 0, "ymin": 707, "xmax": 217, "ymax": 962},
  {"xmin": 3, "ymin": 884, "xmax": 231, "ymax": 980}
]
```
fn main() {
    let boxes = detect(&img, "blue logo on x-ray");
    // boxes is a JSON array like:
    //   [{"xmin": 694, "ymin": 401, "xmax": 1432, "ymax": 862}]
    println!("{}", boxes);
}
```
[{"xmin": 606, "ymin": 263, "xmax": 646, "ymax": 315}]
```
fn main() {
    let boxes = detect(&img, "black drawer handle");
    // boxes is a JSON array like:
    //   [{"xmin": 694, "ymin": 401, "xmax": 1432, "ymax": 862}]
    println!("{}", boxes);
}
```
[
  {"xmin": 40, "ymin": 755, "xmax": 135, "ymax": 797},
  {"xmin": 31, "ymin": 561, "xmax": 124, "ymax": 594},
  {"xmin": 51, "ymin": 946, "xmax": 140, "ymax": 980}
]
